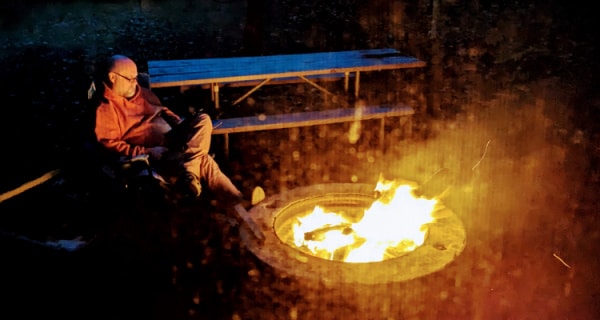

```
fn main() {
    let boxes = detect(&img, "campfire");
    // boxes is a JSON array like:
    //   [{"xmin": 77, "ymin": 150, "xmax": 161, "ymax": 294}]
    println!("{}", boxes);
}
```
[
  {"xmin": 290, "ymin": 176, "xmax": 438, "ymax": 263},
  {"xmin": 241, "ymin": 179, "xmax": 466, "ymax": 285}
]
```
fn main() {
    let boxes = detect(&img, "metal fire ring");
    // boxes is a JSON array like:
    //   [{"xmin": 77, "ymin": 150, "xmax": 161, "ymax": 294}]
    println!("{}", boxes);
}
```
[{"xmin": 241, "ymin": 183, "xmax": 466, "ymax": 285}]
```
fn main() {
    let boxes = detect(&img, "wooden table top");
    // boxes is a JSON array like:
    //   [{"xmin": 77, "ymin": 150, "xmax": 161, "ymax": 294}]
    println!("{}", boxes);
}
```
[{"xmin": 148, "ymin": 48, "xmax": 426, "ymax": 88}]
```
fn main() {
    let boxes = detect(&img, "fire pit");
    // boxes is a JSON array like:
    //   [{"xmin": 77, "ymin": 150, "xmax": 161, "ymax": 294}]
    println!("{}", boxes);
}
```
[{"xmin": 241, "ymin": 181, "xmax": 466, "ymax": 285}]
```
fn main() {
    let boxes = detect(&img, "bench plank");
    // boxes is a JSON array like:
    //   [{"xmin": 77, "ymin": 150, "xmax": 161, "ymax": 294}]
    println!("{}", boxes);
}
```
[{"xmin": 212, "ymin": 104, "xmax": 414, "ymax": 135}]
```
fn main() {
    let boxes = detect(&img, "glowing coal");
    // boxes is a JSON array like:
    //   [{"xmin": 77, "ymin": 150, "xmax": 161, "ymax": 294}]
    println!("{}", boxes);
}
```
[{"xmin": 291, "ymin": 177, "xmax": 438, "ymax": 263}]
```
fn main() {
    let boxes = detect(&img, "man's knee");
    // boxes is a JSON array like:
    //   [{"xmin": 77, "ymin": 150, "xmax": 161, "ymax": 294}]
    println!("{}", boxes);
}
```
[{"xmin": 193, "ymin": 112, "xmax": 212, "ymax": 131}]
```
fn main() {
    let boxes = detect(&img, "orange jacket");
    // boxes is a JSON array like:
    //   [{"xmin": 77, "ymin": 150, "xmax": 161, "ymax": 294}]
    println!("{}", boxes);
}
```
[{"xmin": 95, "ymin": 83, "xmax": 181, "ymax": 157}]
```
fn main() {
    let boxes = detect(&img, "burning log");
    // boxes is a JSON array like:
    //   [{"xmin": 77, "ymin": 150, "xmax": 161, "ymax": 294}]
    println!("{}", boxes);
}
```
[
  {"xmin": 288, "ymin": 175, "xmax": 444, "ymax": 263},
  {"xmin": 303, "ymin": 223, "xmax": 353, "ymax": 241}
]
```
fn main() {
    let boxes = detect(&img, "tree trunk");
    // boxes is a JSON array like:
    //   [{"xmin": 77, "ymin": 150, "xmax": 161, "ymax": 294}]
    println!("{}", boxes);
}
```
[{"xmin": 243, "ymin": 0, "xmax": 268, "ymax": 55}]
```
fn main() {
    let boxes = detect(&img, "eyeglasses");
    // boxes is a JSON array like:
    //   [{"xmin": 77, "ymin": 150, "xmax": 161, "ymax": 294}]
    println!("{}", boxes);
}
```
[{"xmin": 112, "ymin": 71, "xmax": 138, "ymax": 83}]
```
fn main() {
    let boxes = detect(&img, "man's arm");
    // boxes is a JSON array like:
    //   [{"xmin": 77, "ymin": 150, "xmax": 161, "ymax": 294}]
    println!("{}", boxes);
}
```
[
  {"xmin": 95, "ymin": 103, "xmax": 147, "ymax": 158},
  {"xmin": 142, "ymin": 87, "xmax": 182, "ymax": 127},
  {"xmin": 160, "ymin": 108, "xmax": 183, "ymax": 127}
]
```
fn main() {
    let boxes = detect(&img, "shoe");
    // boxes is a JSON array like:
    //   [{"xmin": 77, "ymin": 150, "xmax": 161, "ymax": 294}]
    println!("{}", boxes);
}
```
[
  {"xmin": 182, "ymin": 173, "xmax": 201, "ymax": 197},
  {"xmin": 251, "ymin": 186, "xmax": 265, "ymax": 206}
]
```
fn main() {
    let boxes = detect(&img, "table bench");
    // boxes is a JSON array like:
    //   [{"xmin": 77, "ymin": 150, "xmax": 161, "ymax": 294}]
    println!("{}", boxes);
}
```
[
  {"xmin": 148, "ymin": 48, "xmax": 426, "ymax": 109},
  {"xmin": 148, "ymin": 49, "xmax": 424, "ymax": 157},
  {"xmin": 211, "ymin": 104, "xmax": 415, "ymax": 157}
]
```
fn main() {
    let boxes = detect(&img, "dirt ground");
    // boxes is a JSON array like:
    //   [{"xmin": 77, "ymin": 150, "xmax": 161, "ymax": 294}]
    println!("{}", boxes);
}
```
[{"xmin": 0, "ymin": 0, "xmax": 599, "ymax": 319}]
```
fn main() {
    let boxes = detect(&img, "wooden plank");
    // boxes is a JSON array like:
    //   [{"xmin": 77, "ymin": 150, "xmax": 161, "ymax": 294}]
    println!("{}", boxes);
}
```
[
  {"xmin": 229, "ymin": 204, "xmax": 265, "ymax": 244},
  {"xmin": 199, "ymin": 73, "xmax": 351, "ymax": 89},
  {"xmin": 0, "ymin": 169, "xmax": 61, "ymax": 204},
  {"xmin": 150, "ymin": 48, "xmax": 398, "ymax": 69},
  {"xmin": 148, "ymin": 49, "xmax": 425, "ymax": 88},
  {"xmin": 211, "ymin": 105, "xmax": 414, "ymax": 135}
]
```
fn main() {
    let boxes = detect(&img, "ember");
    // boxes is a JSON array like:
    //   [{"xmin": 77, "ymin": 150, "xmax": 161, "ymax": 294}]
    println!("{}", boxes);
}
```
[{"xmin": 291, "ymin": 176, "xmax": 439, "ymax": 262}]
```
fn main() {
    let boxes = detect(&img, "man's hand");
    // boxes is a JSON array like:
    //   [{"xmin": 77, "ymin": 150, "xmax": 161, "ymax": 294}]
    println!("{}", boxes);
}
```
[{"xmin": 147, "ymin": 146, "xmax": 169, "ymax": 161}]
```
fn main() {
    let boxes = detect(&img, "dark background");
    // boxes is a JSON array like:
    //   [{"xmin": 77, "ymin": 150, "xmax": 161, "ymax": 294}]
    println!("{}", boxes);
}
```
[{"xmin": 0, "ymin": 0, "xmax": 598, "ymax": 319}]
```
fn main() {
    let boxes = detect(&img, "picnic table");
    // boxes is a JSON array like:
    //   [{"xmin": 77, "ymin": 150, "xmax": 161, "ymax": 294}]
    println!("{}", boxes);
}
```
[
  {"xmin": 147, "ymin": 48, "xmax": 426, "ymax": 109},
  {"xmin": 147, "ymin": 49, "xmax": 426, "ymax": 157}
]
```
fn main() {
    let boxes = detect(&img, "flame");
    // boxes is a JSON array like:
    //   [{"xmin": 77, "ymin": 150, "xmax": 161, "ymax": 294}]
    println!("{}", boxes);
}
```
[{"xmin": 292, "ymin": 176, "xmax": 439, "ymax": 262}]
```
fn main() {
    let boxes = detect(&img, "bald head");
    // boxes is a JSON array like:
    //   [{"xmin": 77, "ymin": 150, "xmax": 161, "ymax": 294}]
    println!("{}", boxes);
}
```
[
  {"xmin": 109, "ymin": 55, "xmax": 135, "ymax": 72},
  {"xmin": 107, "ymin": 54, "xmax": 138, "ymax": 98}
]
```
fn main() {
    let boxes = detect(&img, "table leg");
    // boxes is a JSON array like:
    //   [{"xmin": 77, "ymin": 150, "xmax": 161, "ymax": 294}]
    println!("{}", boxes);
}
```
[
  {"xmin": 213, "ymin": 83, "xmax": 220, "ymax": 110},
  {"xmin": 223, "ymin": 133, "xmax": 229, "ymax": 159},
  {"xmin": 401, "ymin": 115, "xmax": 413, "ymax": 139},
  {"xmin": 380, "ymin": 117, "xmax": 385, "ymax": 147},
  {"xmin": 232, "ymin": 78, "xmax": 272, "ymax": 106},
  {"xmin": 354, "ymin": 71, "xmax": 360, "ymax": 98},
  {"xmin": 298, "ymin": 75, "xmax": 336, "ymax": 97},
  {"xmin": 344, "ymin": 72, "xmax": 349, "ymax": 93}
]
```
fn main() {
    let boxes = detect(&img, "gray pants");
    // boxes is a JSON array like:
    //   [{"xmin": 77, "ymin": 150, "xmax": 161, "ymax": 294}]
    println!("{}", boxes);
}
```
[{"xmin": 161, "ymin": 113, "xmax": 242, "ymax": 201}]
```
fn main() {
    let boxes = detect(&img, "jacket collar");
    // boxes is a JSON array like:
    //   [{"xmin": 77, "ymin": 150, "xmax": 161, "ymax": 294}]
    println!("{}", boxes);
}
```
[{"xmin": 103, "ymin": 82, "xmax": 140, "ymax": 101}]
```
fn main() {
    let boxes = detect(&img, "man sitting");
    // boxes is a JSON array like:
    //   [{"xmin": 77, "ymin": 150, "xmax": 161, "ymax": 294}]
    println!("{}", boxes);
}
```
[{"xmin": 93, "ymin": 54, "xmax": 242, "ymax": 204}]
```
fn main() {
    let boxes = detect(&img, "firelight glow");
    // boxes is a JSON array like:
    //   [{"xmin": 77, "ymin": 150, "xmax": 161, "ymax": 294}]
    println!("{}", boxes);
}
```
[{"xmin": 292, "ymin": 177, "xmax": 439, "ymax": 262}]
